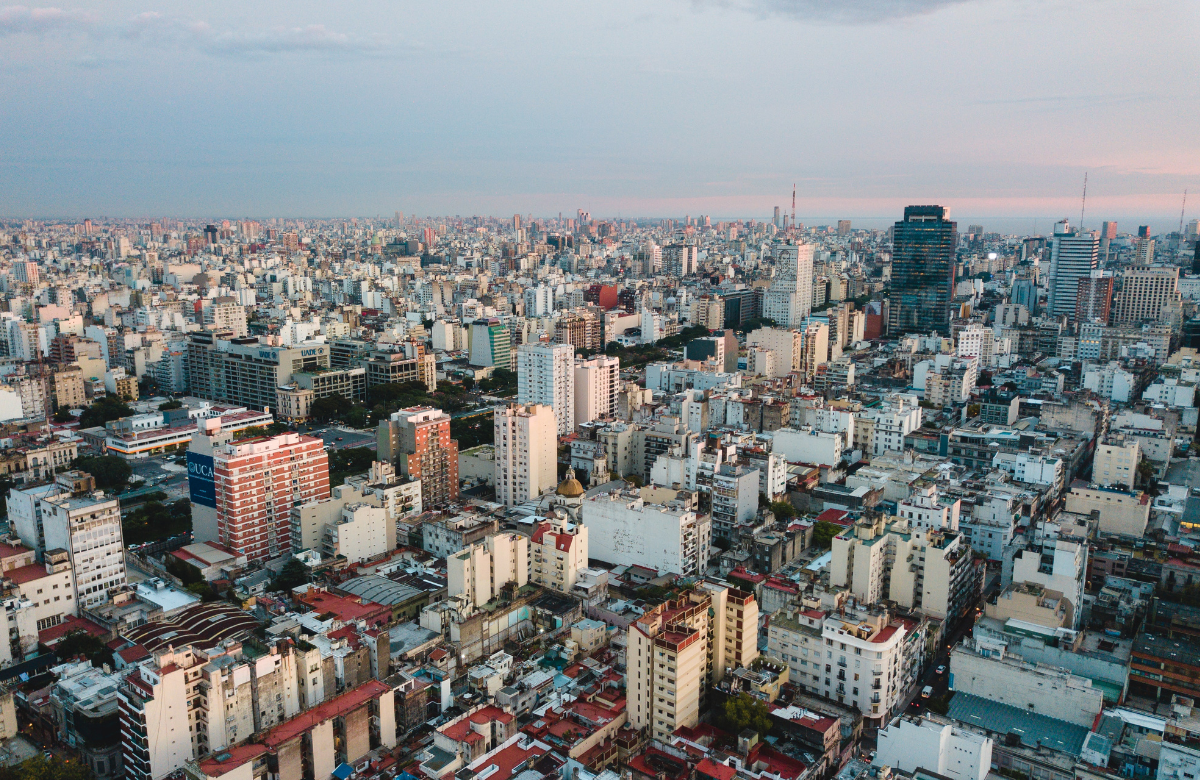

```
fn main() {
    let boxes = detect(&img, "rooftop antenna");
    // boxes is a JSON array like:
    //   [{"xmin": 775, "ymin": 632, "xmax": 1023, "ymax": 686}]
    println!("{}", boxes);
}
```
[
  {"xmin": 791, "ymin": 183, "xmax": 796, "ymax": 234},
  {"xmin": 1180, "ymin": 189, "xmax": 1188, "ymax": 236},
  {"xmin": 1079, "ymin": 171, "xmax": 1088, "ymax": 230}
]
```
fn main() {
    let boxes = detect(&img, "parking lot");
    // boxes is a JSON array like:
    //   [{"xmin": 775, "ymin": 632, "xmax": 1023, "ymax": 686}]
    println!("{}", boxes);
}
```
[{"xmin": 309, "ymin": 426, "xmax": 376, "ymax": 451}]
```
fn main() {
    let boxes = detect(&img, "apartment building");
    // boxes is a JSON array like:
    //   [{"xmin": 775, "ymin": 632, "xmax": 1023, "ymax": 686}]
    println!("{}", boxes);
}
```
[
  {"xmin": 529, "ymin": 515, "xmax": 589, "ymax": 596},
  {"xmin": 1065, "ymin": 482, "xmax": 1150, "ymax": 537},
  {"xmin": 1093, "ymin": 439, "xmax": 1140, "ymax": 488},
  {"xmin": 575, "ymin": 355, "xmax": 620, "ymax": 424},
  {"xmin": 8, "ymin": 471, "xmax": 126, "ymax": 610},
  {"xmin": 1111, "ymin": 265, "xmax": 1182, "ymax": 327},
  {"xmin": 447, "ymin": 532, "xmax": 529, "ymax": 610},
  {"xmin": 582, "ymin": 487, "xmax": 711, "ymax": 576},
  {"xmin": 627, "ymin": 582, "xmax": 758, "ymax": 740},
  {"xmin": 190, "ymin": 425, "xmax": 330, "ymax": 562},
  {"xmin": 493, "ymin": 403, "xmax": 557, "ymax": 508},
  {"xmin": 711, "ymin": 464, "xmax": 761, "ymax": 540},
  {"xmin": 378, "ymin": 406, "xmax": 459, "ymax": 509},
  {"xmin": 517, "ymin": 343, "xmax": 575, "ymax": 435},
  {"xmin": 896, "ymin": 486, "xmax": 961, "ymax": 533},
  {"xmin": 831, "ymin": 515, "xmax": 976, "ymax": 622},
  {"xmin": 767, "ymin": 605, "xmax": 923, "ymax": 727}
]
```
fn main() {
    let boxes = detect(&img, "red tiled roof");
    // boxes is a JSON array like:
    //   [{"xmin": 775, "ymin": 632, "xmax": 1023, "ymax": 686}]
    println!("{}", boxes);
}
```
[
  {"xmin": 696, "ymin": 758, "xmax": 737, "ymax": 780},
  {"xmin": 198, "ymin": 743, "xmax": 268, "ymax": 777},
  {"xmin": 815, "ymin": 509, "xmax": 851, "ymax": 526},
  {"xmin": 262, "ymin": 680, "xmax": 389, "ymax": 749},
  {"xmin": 0, "ymin": 542, "xmax": 31, "ymax": 559},
  {"xmin": 294, "ymin": 588, "xmax": 389, "ymax": 625},
  {"xmin": 440, "ymin": 705, "xmax": 513, "ymax": 743},
  {"xmin": 5, "ymin": 562, "xmax": 49, "ymax": 585},
  {"xmin": 118, "ymin": 645, "xmax": 151, "ymax": 663},
  {"xmin": 40, "ymin": 615, "xmax": 107, "ymax": 646}
]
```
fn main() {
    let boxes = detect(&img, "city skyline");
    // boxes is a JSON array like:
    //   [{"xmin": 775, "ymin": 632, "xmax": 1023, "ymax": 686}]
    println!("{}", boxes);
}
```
[{"xmin": 1, "ymin": 0, "xmax": 1195, "ymax": 228}]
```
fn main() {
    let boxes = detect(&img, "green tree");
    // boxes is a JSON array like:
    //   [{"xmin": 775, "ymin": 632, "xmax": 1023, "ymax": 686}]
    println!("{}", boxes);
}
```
[
  {"xmin": 718, "ymin": 692, "xmax": 773, "ymax": 737},
  {"xmin": 310, "ymin": 393, "xmax": 349, "ymax": 423},
  {"xmin": 461, "ymin": 377, "xmax": 476, "ymax": 392},
  {"xmin": 71, "ymin": 455, "xmax": 133, "ymax": 492},
  {"xmin": 270, "ymin": 558, "xmax": 311, "ymax": 592},
  {"xmin": 328, "ymin": 447, "xmax": 377, "ymax": 485},
  {"xmin": 769, "ymin": 500, "xmax": 797, "ymax": 520},
  {"xmin": 159, "ymin": 399, "xmax": 183, "ymax": 410},
  {"xmin": 78, "ymin": 396, "xmax": 134, "ymax": 428},
  {"xmin": 123, "ymin": 500, "xmax": 192, "ymax": 545},
  {"xmin": 812, "ymin": 521, "xmax": 841, "ymax": 549},
  {"xmin": 54, "ymin": 629, "xmax": 111, "ymax": 667},
  {"xmin": 0, "ymin": 755, "xmax": 94, "ymax": 780},
  {"xmin": 52, "ymin": 407, "xmax": 74, "ymax": 423},
  {"xmin": 186, "ymin": 581, "xmax": 218, "ymax": 602}
]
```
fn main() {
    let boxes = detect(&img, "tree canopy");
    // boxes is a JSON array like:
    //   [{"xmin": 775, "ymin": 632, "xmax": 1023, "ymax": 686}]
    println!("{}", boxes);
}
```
[
  {"xmin": 718, "ymin": 693, "xmax": 773, "ymax": 738},
  {"xmin": 270, "ymin": 558, "xmax": 311, "ymax": 592},
  {"xmin": 71, "ymin": 455, "xmax": 132, "ymax": 492},
  {"xmin": 812, "ymin": 521, "xmax": 841, "ymax": 549},
  {"xmin": 78, "ymin": 396, "xmax": 134, "ymax": 429}
]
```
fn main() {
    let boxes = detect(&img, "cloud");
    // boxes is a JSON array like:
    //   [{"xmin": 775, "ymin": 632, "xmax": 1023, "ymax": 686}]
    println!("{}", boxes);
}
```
[
  {"xmin": 694, "ymin": 0, "xmax": 974, "ymax": 24},
  {"xmin": 204, "ymin": 24, "xmax": 387, "ymax": 56},
  {"xmin": 0, "ymin": 5, "xmax": 94, "ymax": 36}
]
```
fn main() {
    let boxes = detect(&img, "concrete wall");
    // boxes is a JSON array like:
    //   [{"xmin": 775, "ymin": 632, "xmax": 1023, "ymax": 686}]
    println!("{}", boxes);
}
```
[
  {"xmin": 950, "ymin": 647, "xmax": 1103, "ymax": 727},
  {"xmin": 344, "ymin": 704, "xmax": 371, "ymax": 766},
  {"xmin": 874, "ymin": 717, "xmax": 992, "ymax": 780}
]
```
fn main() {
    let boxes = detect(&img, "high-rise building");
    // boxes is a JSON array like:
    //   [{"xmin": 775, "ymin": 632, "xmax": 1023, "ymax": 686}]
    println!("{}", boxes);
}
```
[
  {"xmin": 8, "ymin": 471, "xmax": 126, "ymax": 610},
  {"xmin": 188, "ymin": 424, "xmax": 329, "ymax": 562},
  {"xmin": 581, "ymin": 488, "xmax": 710, "ymax": 576},
  {"xmin": 889, "ymin": 205, "xmax": 958, "ymax": 336},
  {"xmin": 762, "ymin": 242, "xmax": 815, "ymax": 327},
  {"xmin": 1046, "ymin": 220, "xmax": 1100, "ymax": 322},
  {"xmin": 468, "ymin": 318, "xmax": 511, "ymax": 369},
  {"xmin": 627, "ymin": 582, "xmax": 758, "ymax": 740},
  {"xmin": 1102, "ymin": 221, "xmax": 1118, "ymax": 239},
  {"xmin": 837, "ymin": 219, "xmax": 852, "ymax": 236},
  {"xmin": 12, "ymin": 261, "xmax": 39, "ymax": 285},
  {"xmin": 493, "ymin": 404, "xmax": 557, "ymax": 507},
  {"xmin": 378, "ymin": 406, "xmax": 459, "ymax": 508},
  {"xmin": 574, "ymin": 355, "xmax": 620, "ymax": 425},
  {"xmin": 516, "ymin": 343, "xmax": 574, "ymax": 435},
  {"xmin": 1135, "ymin": 237, "xmax": 1156, "ymax": 264},
  {"xmin": 205, "ymin": 297, "xmax": 248, "ymax": 338},
  {"xmin": 187, "ymin": 332, "xmax": 331, "ymax": 414},
  {"xmin": 1075, "ymin": 270, "xmax": 1114, "ymax": 326},
  {"xmin": 773, "ymin": 206, "xmax": 781, "ymax": 227},
  {"xmin": 1112, "ymin": 265, "xmax": 1181, "ymax": 327},
  {"xmin": 662, "ymin": 245, "xmax": 697, "ymax": 276}
]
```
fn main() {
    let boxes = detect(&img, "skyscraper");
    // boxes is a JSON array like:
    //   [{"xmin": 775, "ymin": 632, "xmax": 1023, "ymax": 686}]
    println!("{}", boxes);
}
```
[
  {"xmin": 493, "ymin": 403, "xmax": 557, "ymax": 507},
  {"xmin": 1075, "ymin": 270, "xmax": 1114, "ymax": 326},
  {"xmin": 516, "ymin": 343, "xmax": 574, "ymax": 435},
  {"xmin": 468, "ymin": 318, "xmax": 511, "ymax": 369},
  {"xmin": 762, "ymin": 242, "xmax": 814, "ymax": 328},
  {"xmin": 889, "ymin": 205, "xmax": 957, "ymax": 336},
  {"xmin": 837, "ymin": 219, "xmax": 851, "ymax": 236},
  {"xmin": 378, "ymin": 406, "xmax": 459, "ymax": 508},
  {"xmin": 1046, "ymin": 220, "xmax": 1100, "ymax": 322}
]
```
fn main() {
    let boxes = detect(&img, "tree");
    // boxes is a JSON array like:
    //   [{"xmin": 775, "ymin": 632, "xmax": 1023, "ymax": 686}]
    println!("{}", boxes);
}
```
[
  {"xmin": 186, "ymin": 581, "xmax": 219, "ymax": 602},
  {"xmin": 52, "ymin": 407, "xmax": 74, "ymax": 423},
  {"xmin": 0, "ymin": 755, "xmax": 94, "ymax": 780},
  {"xmin": 55, "ymin": 629, "xmax": 111, "ymax": 668},
  {"xmin": 71, "ymin": 455, "xmax": 132, "ymax": 492},
  {"xmin": 310, "ymin": 394, "xmax": 349, "ymax": 423},
  {"xmin": 812, "ymin": 521, "xmax": 841, "ymax": 549},
  {"xmin": 159, "ymin": 399, "xmax": 183, "ymax": 410},
  {"xmin": 328, "ymin": 447, "xmax": 376, "ymax": 486},
  {"xmin": 769, "ymin": 500, "xmax": 797, "ymax": 521},
  {"xmin": 270, "ymin": 558, "xmax": 311, "ymax": 592},
  {"xmin": 718, "ymin": 693, "xmax": 773, "ymax": 738},
  {"xmin": 78, "ymin": 396, "xmax": 134, "ymax": 429},
  {"xmin": 461, "ymin": 376, "xmax": 476, "ymax": 392}
]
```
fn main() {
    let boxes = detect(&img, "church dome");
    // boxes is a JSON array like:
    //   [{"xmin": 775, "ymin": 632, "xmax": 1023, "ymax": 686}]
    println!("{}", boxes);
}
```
[{"xmin": 556, "ymin": 468, "xmax": 585, "ymax": 498}]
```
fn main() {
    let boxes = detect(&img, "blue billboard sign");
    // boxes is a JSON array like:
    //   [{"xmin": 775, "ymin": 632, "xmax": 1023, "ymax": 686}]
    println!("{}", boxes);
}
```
[{"xmin": 187, "ymin": 452, "xmax": 217, "ymax": 508}]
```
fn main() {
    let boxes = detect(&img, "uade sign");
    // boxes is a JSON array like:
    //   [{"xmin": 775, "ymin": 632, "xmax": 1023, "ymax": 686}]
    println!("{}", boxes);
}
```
[{"xmin": 187, "ymin": 452, "xmax": 217, "ymax": 508}]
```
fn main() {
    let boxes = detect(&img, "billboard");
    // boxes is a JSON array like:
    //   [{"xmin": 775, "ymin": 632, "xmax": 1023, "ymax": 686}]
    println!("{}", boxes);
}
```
[{"xmin": 187, "ymin": 452, "xmax": 216, "ymax": 508}]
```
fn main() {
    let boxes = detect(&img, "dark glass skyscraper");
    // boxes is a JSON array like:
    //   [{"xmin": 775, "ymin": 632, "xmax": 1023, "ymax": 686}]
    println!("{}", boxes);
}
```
[{"xmin": 889, "ymin": 205, "xmax": 957, "ymax": 336}]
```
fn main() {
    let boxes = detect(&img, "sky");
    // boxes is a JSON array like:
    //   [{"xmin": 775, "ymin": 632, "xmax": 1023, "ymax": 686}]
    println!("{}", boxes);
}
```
[{"xmin": 0, "ymin": 0, "xmax": 1196, "ymax": 231}]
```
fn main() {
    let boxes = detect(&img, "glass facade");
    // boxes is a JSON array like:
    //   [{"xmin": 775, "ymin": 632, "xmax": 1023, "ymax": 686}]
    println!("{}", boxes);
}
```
[{"xmin": 889, "ymin": 205, "xmax": 957, "ymax": 336}]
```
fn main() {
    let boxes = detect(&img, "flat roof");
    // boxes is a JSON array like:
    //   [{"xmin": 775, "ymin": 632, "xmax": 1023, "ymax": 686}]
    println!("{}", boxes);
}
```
[
  {"xmin": 947, "ymin": 692, "xmax": 1089, "ymax": 756},
  {"xmin": 262, "ymin": 680, "xmax": 389, "ymax": 748}
]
